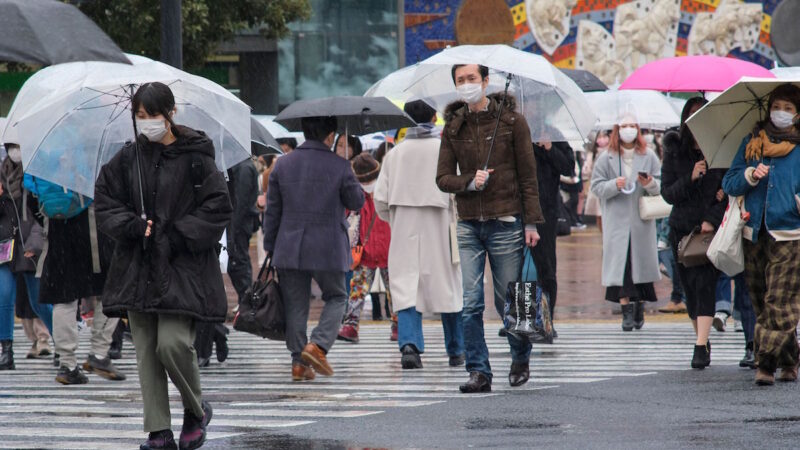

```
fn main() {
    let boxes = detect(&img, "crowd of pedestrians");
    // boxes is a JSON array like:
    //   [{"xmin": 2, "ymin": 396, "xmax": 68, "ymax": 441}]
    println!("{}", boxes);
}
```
[{"xmin": 2, "ymin": 59, "xmax": 799, "ymax": 449}]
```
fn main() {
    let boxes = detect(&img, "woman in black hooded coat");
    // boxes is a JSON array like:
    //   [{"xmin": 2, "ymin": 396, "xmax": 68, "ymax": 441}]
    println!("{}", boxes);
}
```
[{"xmin": 94, "ymin": 82, "xmax": 231, "ymax": 450}]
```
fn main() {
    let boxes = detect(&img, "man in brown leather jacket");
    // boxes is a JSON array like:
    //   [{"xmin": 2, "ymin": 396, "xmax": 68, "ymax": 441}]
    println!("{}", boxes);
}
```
[{"xmin": 437, "ymin": 64, "xmax": 544, "ymax": 394}]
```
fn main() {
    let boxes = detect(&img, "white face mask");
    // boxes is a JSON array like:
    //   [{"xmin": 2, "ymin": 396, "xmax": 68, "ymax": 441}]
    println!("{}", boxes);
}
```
[
  {"xmin": 771, "ymin": 110, "xmax": 796, "ymax": 130},
  {"xmin": 137, "ymin": 118, "xmax": 169, "ymax": 142},
  {"xmin": 6, "ymin": 147, "xmax": 21, "ymax": 164},
  {"xmin": 619, "ymin": 127, "xmax": 639, "ymax": 144},
  {"xmin": 644, "ymin": 134, "xmax": 654, "ymax": 144},
  {"xmin": 456, "ymin": 83, "xmax": 485, "ymax": 105},
  {"xmin": 361, "ymin": 182, "xmax": 375, "ymax": 194}
]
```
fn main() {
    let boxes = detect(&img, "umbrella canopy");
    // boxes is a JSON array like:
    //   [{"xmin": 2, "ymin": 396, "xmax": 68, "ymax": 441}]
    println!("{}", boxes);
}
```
[
  {"xmin": 620, "ymin": 55, "xmax": 775, "ymax": 93},
  {"xmin": 685, "ymin": 77, "xmax": 796, "ymax": 169},
  {"xmin": 586, "ymin": 89, "xmax": 680, "ymax": 130},
  {"xmin": 560, "ymin": 69, "xmax": 608, "ymax": 92},
  {"xmin": 391, "ymin": 45, "xmax": 596, "ymax": 142},
  {"xmin": 0, "ymin": 0, "xmax": 130, "ymax": 65},
  {"xmin": 250, "ymin": 116, "xmax": 281, "ymax": 156},
  {"xmin": 3, "ymin": 60, "xmax": 251, "ymax": 198},
  {"xmin": 275, "ymin": 96, "xmax": 416, "ymax": 136},
  {"xmin": 771, "ymin": 67, "xmax": 800, "ymax": 80},
  {"xmin": 365, "ymin": 64, "xmax": 517, "ymax": 112}
]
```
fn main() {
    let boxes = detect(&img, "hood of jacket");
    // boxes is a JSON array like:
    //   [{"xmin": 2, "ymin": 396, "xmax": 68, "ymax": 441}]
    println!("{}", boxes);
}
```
[
  {"xmin": 444, "ymin": 93, "xmax": 518, "ymax": 133},
  {"xmin": 139, "ymin": 125, "xmax": 215, "ymax": 160}
]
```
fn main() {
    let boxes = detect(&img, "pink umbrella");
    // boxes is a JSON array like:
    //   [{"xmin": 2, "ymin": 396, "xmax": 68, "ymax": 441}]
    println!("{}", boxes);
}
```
[{"xmin": 619, "ymin": 55, "xmax": 775, "ymax": 93}]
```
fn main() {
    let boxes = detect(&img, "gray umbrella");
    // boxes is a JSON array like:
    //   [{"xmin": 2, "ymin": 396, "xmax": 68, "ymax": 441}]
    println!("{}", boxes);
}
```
[
  {"xmin": 0, "ymin": 0, "xmax": 130, "ymax": 65},
  {"xmin": 559, "ymin": 69, "xmax": 608, "ymax": 92},
  {"xmin": 275, "ymin": 96, "xmax": 416, "ymax": 136},
  {"xmin": 251, "ymin": 116, "xmax": 282, "ymax": 156}
]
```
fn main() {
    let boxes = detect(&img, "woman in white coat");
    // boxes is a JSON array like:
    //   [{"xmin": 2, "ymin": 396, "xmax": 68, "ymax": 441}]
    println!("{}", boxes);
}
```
[
  {"xmin": 373, "ymin": 101, "xmax": 465, "ymax": 369},
  {"xmin": 591, "ymin": 112, "xmax": 662, "ymax": 331}
]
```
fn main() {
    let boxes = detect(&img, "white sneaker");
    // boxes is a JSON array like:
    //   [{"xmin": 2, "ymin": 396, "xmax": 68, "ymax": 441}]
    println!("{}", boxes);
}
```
[
  {"xmin": 734, "ymin": 320, "xmax": 744, "ymax": 332},
  {"xmin": 713, "ymin": 312, "xmax": 729, "ymax": 332}
]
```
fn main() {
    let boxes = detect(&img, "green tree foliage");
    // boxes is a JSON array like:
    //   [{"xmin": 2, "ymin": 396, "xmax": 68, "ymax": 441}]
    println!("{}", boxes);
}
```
[{"xmin": 75, "ymin": 0, "xmax": 311, "ymax": 68}]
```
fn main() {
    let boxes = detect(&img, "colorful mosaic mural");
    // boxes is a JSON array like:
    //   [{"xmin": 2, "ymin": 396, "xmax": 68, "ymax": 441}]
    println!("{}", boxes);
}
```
[{"xmin": 404, "ymin": 0, "xmax": 780, "ymax": 85}]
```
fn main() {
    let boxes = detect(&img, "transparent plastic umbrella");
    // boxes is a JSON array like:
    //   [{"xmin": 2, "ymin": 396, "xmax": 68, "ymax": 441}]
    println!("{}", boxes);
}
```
[
  {"xmin": 370, "ymin": 45, "xmax": 596, "ymax": 142},
  {"xmin": 3, "ymin": 59, "xmax": 251, "ymax": 198},
  {"xmin": 585, "ymin": 89, "xmax": 680, "ymax": 131}
]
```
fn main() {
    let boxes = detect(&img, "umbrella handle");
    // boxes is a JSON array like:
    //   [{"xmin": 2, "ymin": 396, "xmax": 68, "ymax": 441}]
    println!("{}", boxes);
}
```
[{"xmin": 482, "ymin": 73, "xmax": 513, "ymax": 171}]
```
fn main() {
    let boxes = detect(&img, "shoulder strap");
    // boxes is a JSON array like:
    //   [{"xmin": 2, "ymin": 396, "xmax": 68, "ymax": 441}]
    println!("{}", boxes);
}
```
[
  {"xmin": 362, "ymin": 212, "xmax": 378, "ymax": 246},
  {"xmin": 88, "ymin": 205, "xmax": 101, "ymax": 274},
  {"xmin": 191, "ymin": 154, "xmax": 204, "ymax": 193}
]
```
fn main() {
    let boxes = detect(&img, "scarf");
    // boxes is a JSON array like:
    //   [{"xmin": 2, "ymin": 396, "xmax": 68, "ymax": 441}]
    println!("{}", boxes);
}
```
[
  {"xmin": 0, "ymin": 157, "xmax": 22, "ymax": 200},
  {"xmin": 745, "ymin": 123, "xmax": 800, "ymax": 162}
]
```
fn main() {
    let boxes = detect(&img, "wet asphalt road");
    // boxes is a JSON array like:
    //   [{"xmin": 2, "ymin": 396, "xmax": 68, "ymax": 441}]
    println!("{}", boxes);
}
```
[{"xmin": 207, "ymin": 363, "xmax": 800, "ymax": 450}]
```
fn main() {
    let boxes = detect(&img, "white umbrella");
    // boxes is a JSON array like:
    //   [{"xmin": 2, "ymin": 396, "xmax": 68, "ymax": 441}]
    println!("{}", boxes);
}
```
[
  {"xmin": 685, "ymin": 77, "xmax": 797, "ymax": 169},
  {"xmin": 3, "ymin": 59, "xmax": 251, "ymax": 198},
  {"xmin": 367, "ymin": 45, "xmax": 596, "ymax": 142},
  {"xmin": 771, "ymin": 67, "xmax": 800, "ymax": 79},
  {"xmin": 586, "ymin": 89, "xmax": 680, "ymax": 131}
]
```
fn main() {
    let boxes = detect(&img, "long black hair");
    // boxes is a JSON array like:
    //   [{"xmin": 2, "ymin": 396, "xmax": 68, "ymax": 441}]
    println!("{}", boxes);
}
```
[
  {"xmin": 131, "ymin": 82, "xmax": 179, "ymax": 138},
  {"xmin": 679, "ymin": 96, "xmax": 707, "ymax": 152}
]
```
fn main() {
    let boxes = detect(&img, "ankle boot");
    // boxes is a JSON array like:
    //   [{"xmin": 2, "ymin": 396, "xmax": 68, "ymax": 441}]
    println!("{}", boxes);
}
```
[
  {"xmin": 621, "ymin": 304, "xmax": 635, "ymax": 332},
  {"xmin": 691, "ymin": 343, "xmax": 710, "ymax": 369},
  {"xmin": 633, "ymin": 301, "xmax": 645, "ymax": 330},
  {"xmin": 740, "ymin": 341, "xmax": 756, "ymax": 369},
  {"xmin": 0, "ymin": 340, "xmax": 14, "ymax": 370}
]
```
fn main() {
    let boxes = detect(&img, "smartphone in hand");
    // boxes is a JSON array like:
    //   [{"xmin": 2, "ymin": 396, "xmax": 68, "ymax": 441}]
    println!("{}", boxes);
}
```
[{"xmin": 638, "ymin": 171, "xmax": 648, "ymax": 178}]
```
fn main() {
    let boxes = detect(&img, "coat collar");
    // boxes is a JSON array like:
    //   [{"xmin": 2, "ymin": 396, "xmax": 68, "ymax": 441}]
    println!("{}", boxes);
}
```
[{"xmin": 296, "ymin": 140, "xmax": 332, "ymax": 152}]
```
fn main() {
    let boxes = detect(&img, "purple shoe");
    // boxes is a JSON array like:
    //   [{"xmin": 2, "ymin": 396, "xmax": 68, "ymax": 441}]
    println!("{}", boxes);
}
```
[
  {"xmin": 140, "ymin": 430, "xmax": 177, "ymax": 450},
  {"xmin": 179, "ymin": 400, "xmax": 212, "ymax": 450}
]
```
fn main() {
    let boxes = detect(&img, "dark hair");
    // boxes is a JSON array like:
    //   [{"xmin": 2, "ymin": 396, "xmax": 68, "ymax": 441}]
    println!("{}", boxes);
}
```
[
  {"xmin": 334, "ymin": 134, "xmax": 362, "ymax": 160},
  {"xmin": 276, "ymin": 137, "xmax": 297, "ymax": 150},
  {"xmin": 680, "ymin": 96, "xmax": 707, "ymax": 151},
  {"xmin": 131, "ymin": 82, "xmax": 179, "ymax": 136},
  {"xmin": 451, "ymin": 64, "xmax": 489, "ymax": 84},
  {"xmin": 374, "ymin": 142, "xmax": 394, "ymax": 164},
  {"xmin": 403, "ymin": 100, "xmax": 437, "ymax": 124},
  {"xmin": 300, "ymin": 116, "xmax": 337, "ymax": 142},
  {"xmin": 767, "ymin": 83, "xmax": 800, "ymax": 112}
]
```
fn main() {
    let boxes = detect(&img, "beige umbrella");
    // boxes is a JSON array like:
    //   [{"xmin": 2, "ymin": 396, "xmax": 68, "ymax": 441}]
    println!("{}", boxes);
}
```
[{"xmin": 685, "ymin": 77, "xmax": 796, "ymax": 169}]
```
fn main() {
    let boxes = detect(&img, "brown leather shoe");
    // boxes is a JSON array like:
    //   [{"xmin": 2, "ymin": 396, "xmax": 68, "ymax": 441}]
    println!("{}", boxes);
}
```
[
  {"xmin": 292, "ymin": 363, "xmax": 315, "ymax": 381},
  {"xmin": 755, "ymin": 368, "xmax": 775, "ymax": 386},
  {"xmin": 301, "ymin": 343, "xmax": 333, "ymax": 376},
  {"xmin": 778, "ymin": 365, "xmax": 798, "ymax": 382}
]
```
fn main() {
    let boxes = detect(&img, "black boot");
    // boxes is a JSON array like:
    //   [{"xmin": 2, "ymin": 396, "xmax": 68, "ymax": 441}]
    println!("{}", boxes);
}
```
[
  {"xmin": 633, "ymin": 301, "xmax": 645, "ymax": 330},
  {"xmin": 401, "ymin": 345, "xmax": 422, "ymax": 369},
  {"xmin": 213, "ymin": 324, "xmax": 229, "ymax": 363},
  {"xmin": 740, "ymin": 341, "xmax": 756, "ymax": 369},
  {"xmin": 459, "ymin": 371, "xmax": 491, "ymax": 393},
  {"xmin": 691, "ymin": 343, "xmax": 711, "ymax": 369},
  {"xmin": 370, "ymin": 294, "xmax": 383, "ymax": 321},
  {"xmin": 508, "ymin": 362, "xmax": 530, "ymax": 387},
  {"xmin": 0, "ymin": 340, "xmax": 13, "ymax": 370},
  {"xmin": 621, "ymin": 304, "xmax": 635, "ymax": 332}
]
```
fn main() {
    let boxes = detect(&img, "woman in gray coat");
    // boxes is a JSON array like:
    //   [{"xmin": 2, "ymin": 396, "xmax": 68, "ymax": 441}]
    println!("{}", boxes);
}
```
[{"xmin": 591, "ymin": 113, "xmax": 662, "ymax": 331}]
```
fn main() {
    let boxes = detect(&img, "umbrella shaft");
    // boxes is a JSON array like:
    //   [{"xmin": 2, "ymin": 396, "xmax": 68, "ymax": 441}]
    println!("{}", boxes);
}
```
[{"xmin": 483, "ymin": 74, "xmax": 513, "ymax": 170}]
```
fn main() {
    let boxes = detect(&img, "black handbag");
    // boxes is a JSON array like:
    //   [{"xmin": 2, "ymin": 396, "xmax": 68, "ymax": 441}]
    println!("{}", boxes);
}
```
[
  {"xmin": 503, "ymin": 248, "xmax": 553, "ymax": 344},
  {"xmin": 233, "ymin": 256, "xmax": 286, "ymax": 341}
]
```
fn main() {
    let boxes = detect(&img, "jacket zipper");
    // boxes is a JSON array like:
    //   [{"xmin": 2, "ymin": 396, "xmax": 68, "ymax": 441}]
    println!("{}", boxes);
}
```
[{"xmin": 472, "ymin": 114, "xmax": 484, "ymax": 221}]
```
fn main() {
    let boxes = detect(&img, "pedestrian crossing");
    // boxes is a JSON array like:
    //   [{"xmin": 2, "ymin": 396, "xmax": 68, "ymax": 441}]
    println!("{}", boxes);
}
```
[{"xmin": 0, "ymin": 321, "xmax": 748, "ymax": 449}]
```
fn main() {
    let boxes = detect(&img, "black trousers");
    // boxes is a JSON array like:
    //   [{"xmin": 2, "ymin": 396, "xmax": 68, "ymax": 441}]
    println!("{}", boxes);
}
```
[
  {"xmin": 532, "ymin": 214, "xmax": 558, "ymax": 319},
  {"xmin": 227, "ymin": 224, "xmax": 254, "ymax": 303},
  {"xmin": 194, "ymin": 323, "xmax": 229, "ymax": 360}
]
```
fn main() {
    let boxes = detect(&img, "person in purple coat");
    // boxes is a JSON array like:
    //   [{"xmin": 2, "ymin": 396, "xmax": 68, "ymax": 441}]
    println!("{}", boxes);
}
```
[{"xmin": 263, "ymin": 116, "xmax": 365, "ymax": 382}]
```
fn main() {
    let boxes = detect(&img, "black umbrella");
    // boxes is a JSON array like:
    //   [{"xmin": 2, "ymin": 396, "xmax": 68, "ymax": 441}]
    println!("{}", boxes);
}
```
[
  {"xmin": 559, "ymin": 69, "xmax": 608, "ymax": 92},
  {"xmin": 275, "ymin": 96, "xmax": 416, "ymax": 136},
  {"xmin": 251, "ymin": 116, "xmax": 282, "ymax": 156},
  {"xmin": 0, "ymin": 0, "xmax": 130, "ymax": 65}
]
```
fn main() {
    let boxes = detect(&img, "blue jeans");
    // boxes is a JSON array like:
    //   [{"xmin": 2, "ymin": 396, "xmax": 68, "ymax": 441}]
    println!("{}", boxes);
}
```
[
  {"xmin": 0, "ymin": 266, "xmax": 53, "ymax": 341},
  {"xmin": 397, "ymin": 307, "xmax": 464, "ymax": 356},
  {"xmin": 716, "ymin": 273, "xmax": 756, "ymax": 344},
  {"xmin": 457, "ymin": 217, "xmax": 531, "ymax": 381}
]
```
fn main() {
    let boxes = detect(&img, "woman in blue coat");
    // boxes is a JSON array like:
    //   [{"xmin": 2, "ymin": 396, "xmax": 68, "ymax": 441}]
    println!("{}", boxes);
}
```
[{"xmin": 722, "ymin": 83, "xmax": 800, "ymax": 387}]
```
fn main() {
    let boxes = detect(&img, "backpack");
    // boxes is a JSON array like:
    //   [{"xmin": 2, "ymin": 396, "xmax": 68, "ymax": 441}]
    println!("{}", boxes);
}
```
[{"xmin": 23, "ymin": 174, "xmax": 92, "ymax": 220}]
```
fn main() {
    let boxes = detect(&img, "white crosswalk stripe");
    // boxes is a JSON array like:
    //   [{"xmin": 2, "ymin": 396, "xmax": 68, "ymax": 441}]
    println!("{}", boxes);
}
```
[{"xmin": 0, "ymin": 321, "xmax": 747, "ymax": 449}]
